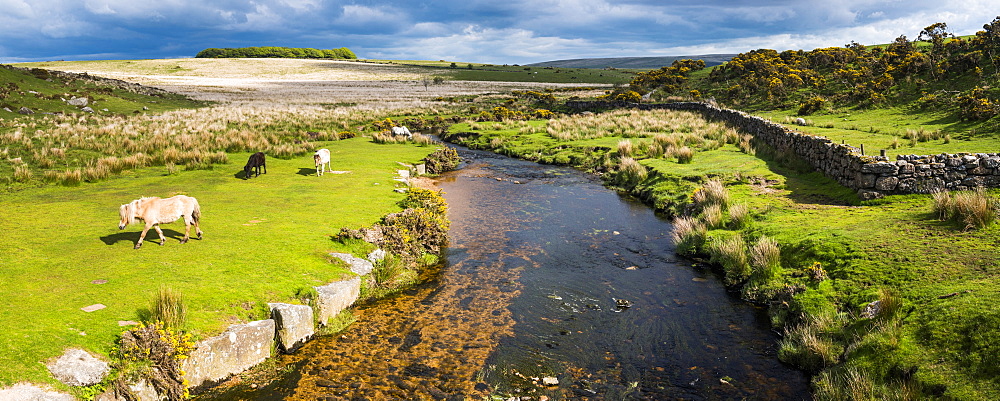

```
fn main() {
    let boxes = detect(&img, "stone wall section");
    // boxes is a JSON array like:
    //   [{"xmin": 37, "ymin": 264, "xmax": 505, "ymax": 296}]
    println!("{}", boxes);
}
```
[{"xmin": 567, "ymin": 100, "xmax": 1000, "ymax": 199}]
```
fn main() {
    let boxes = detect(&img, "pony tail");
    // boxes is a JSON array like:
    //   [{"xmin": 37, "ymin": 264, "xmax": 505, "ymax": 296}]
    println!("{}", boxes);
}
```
[{"xmin": 192, "ymin": 201, "xmax": 201, "ymax": 223}]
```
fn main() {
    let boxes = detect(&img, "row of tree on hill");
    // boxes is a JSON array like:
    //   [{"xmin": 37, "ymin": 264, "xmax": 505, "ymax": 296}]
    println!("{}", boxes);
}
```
[
  {"xmin": 195, "ymin": 47, "xmax": 357, "ymax": 60},
  {"xmin": 621, "ymin": 16, "xmax": 1000, "ymax": 121}
]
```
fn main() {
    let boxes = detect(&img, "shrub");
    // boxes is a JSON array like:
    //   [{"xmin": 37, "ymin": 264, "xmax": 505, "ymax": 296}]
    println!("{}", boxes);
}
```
[
  {"xmin": 797, "ymin": 96, "xmax": 827, "ymax": 115},
  {"xmin": 110, "ymin": 322, "xmax": 194, "ymax": 400},
  {"xmin": 422, "ymin": 147, "xmax": 461, "ymax": 174},
  {"xmin": 340, "ymin": 189, "xmax": 449, "ymax": 262}
]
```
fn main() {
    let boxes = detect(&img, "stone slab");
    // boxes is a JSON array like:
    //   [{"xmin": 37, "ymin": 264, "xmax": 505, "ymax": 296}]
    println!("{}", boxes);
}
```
[
  {"xmin": 314, "ymin": 277, "xmax": 361, "ymax": 326},
  {"xmin": 181, "ymin": 319, "xmax": 275, "ymax": 389}
]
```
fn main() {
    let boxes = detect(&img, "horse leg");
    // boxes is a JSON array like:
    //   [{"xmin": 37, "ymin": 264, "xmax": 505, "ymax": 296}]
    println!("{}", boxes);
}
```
[
  {"xmin": 181, "ymin": 222, "xmax": 191, "ymax": 244},
  {"xmin": 153, "ymin": 225, "xmax": 166, "ymax": 245},
  {"xmin": 136, "ymin": 224, "xmax": 152, "ymax": 249}
]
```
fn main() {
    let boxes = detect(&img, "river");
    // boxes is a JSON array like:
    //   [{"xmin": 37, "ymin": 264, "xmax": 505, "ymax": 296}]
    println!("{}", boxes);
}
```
[{"xmin": 200, "ymin": 147, "xmax": 809, "ymax": 400}]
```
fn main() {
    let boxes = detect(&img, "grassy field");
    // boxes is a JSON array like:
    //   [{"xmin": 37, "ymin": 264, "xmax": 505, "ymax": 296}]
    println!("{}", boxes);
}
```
[
  {"xmin": 0, "ymin": 139, "xmax": 438, "ymax": 386},
  {"xmin": 441, "ymin": 108, "xmax": 1000, "ymax": 400},
  {"xmin": 360, "ymin": 58, "xmax": 638, "ymax": 84}
]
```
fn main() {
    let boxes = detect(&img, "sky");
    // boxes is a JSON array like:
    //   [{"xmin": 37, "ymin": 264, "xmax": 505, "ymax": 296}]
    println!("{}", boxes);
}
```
[{"xmin": 0, "ymin": 0, "xmax": 997, "ymax": 64}]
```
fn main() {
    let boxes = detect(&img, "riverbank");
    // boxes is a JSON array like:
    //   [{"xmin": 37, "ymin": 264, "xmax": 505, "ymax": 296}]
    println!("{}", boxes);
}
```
[{"xmin": 440, "ymin": 106, "xmax": 1000, "ymax": 399}]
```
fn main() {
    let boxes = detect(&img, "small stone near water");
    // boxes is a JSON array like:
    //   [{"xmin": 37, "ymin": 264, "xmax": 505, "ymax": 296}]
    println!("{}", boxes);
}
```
[
  {"xmin": 81, "ymin": 304, "xmax": 105, "ymax": 312},
  {"xmin": 613, "ymin": 231, "xmax": 620, "ymax": 235},
  {"xmin": 613, "ymin": 298, "xmax": 632, "ymax": 312},
  {"xmin": 91, "ymin": 279, "xmax": 108, "ymax": 284},
  {"xmin": 315, "ymin": 379, "xmax": 337, "ymax": 387},
  {"xmin": 692, "ymin": 277, "xmax": 708, "ymax": 282},
  {"xmin": 541, "ymin": 377, "xmax": 559, "ymax": 386},
  {"xmin": 625, "ymin": 265, "xmax": 638, "ymax": 270},
  {"xmin": 117, "ymin": 320, "xmax": 139, "ymax": 326}
]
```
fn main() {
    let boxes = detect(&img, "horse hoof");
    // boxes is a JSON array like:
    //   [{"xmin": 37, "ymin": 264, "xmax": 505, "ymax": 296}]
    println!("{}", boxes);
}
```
[
  {"xmin": 159, "ymin": 241, "xmax": 164, "ymax": 246},
  {"xmin": 134, "ymin": 244, "xmax": 142, "ymax": 249}
]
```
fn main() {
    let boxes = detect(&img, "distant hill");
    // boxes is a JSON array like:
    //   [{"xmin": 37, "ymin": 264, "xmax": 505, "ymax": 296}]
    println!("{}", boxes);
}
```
[{"xmin": 526, "ymin": 55, "xmax": 736, "ymax": 69}]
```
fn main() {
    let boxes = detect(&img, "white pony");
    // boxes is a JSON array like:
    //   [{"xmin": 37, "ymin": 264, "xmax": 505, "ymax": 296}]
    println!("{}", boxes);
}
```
[
  {"xmin": 313, "ymin": 148, "xmax": 331, "ymax": 176},
  {"xmin": 118, "ymin": 195, "xmax": 203, "ymax": 249}
]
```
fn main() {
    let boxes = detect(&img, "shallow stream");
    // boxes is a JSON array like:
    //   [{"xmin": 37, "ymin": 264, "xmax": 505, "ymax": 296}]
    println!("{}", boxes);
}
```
[{"xmin": 201, "ymin": 147, "xmax": 809, "ymax": 400}]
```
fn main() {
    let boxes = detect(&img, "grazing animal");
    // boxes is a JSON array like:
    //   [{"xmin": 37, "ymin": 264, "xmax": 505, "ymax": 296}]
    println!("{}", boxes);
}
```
[
  {"xmin": 313, "ymin": 149, "xmax": 331, "ymax": 176},
  {"xmin": 243, "ymin": 152, "xmax": 266, "ymax": 179},
  {"xmin": 390, "ymin": 126, "xmax": 412, "ymax": 137},
  {"xmin": 118, "ymin": 195, "xmax": 203, "ymax": 249}
]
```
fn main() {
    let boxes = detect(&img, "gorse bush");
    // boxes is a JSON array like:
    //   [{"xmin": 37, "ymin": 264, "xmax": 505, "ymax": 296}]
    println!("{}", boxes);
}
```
[
  {"xmin": 111, "ymin": 322, "xmax": 194, "ymax": 401},
  {"xmin": 422, "ymin": 147, "xmax": 461, "ymax": 174}
]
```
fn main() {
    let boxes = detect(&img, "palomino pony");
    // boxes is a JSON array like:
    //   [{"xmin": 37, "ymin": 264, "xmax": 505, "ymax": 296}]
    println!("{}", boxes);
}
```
[
  {"xmin": 243, "ymin": 152, "xmax": 266, "ymax": 179},
  {"xmin": 313, "ymin": 149, "xmax": 331, "ymax": 176},
  {"xmin": 118, "ymin": 195, "xmax": 203, "ymax": 249}
]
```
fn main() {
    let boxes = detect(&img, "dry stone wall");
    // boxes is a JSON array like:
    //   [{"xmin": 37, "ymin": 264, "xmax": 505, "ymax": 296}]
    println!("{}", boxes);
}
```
[{"xmin": 567, "ymin": 101, "xmax": 1000, "ymax": 199}]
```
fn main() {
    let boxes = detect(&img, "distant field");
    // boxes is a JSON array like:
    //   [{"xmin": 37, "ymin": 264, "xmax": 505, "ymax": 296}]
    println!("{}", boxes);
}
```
[
  {"xmin": 18, "ymin": 58, "xmax": 612, "ymax": 105},
  {"xmin": 526, "ymin": 54, "xmax": 737, "ymax": 69}
]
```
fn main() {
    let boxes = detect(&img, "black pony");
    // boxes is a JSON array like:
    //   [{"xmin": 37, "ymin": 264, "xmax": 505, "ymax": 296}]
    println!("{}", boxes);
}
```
[{"xmin": 243, "ymin": 152, "xmax": 266, "ymax": 179}]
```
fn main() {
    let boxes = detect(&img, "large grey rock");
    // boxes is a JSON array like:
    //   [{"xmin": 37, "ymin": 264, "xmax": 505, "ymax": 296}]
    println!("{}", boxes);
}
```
[
  {"xmin": 874, "ymin": 176, "xmax": 900, "ymax": 191},
  {"xmin": 268, "ymin": 303, "xmax": 314, "ymax": 353},
  {"xmin": 46, "ymin": 348, "xmax": 110, "ymax": 386},
  {"xmin": 329, "ymin": 252, "xmax": 374, "ymax": 276},
  {"xmin": 314, "ymin": 277, "xmax": 361, "ymax": 326},
  {"xmin": 367, "ymin": 248, "xmax": 387, "ymax": 263},
  {"xmin": 18, "ymin": 107, "xmax": 34, "ymax": 115},
  {"xmin": 0, "ymin": 385, "xmax": 74, "ymax": 401},
  {"xmin": 67, "ymin": 97, "xmax": 88, "ymax": 107},
  {"xmin": 181, "ymin": 319, "xmax": 275, "ymax": 388}
]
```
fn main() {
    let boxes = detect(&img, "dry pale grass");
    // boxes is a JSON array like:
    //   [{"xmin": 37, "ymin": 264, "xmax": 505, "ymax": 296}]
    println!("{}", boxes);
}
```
[{"xmin": 27, "ymin": 58, "xmax": 600, "ymax": 107}]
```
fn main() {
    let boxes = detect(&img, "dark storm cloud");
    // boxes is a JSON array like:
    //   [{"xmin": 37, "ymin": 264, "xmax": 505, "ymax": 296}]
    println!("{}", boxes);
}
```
[{"xmin": 0, "ymin": 0, "xmax": 994, "ymax": 64}]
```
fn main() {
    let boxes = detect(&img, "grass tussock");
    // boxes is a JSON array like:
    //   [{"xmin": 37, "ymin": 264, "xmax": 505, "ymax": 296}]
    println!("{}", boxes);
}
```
[
  {"xmin": 670, "ymin": 215, "xmax": 706, "ymax": 254},
  {"xmin": 708, "ymin": 233, "xmax": 751, "ymax": 285},
  {"xmin": 692, "ymin": 179, "xmax": 729, "ymax": 210},
  {"xmin": 932, "ymin": 188, "xmax": 997, "ymax": 230},
  {"xmin": 778, "ymin": 313, "xmax": 843, "ymax": 372},
  {"xmin": 611, "ymin": 156, "xmax": 648, "ymax": 189},
  {"xmin": 151, "ymin": 286, "xmax": 187, "ymax": 330}
]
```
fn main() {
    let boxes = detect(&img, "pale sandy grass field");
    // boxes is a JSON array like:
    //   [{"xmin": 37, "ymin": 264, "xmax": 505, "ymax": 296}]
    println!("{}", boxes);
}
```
[{"xmin": 26, "ymin": 58, "xmax": 606, "ymax": 107}]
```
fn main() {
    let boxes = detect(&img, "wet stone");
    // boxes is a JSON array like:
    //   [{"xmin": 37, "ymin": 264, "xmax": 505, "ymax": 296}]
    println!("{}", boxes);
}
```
[{"xmin": 315, "ymin": 379, "xmax": 338, "ymax": 388}]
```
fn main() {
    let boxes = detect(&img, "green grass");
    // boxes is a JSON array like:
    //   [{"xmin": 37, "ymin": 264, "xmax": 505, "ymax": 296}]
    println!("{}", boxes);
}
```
[
  {"xmin": 0, "ymin": 138, "xmax": 436, "ymax": 387},
  {"xmin": 361, "ymin": 59, "xmax": 637, "ymax": 84},
  {"xmin": 755, "ymin": 106, "xmax": 1000, "ymax": 159}
]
